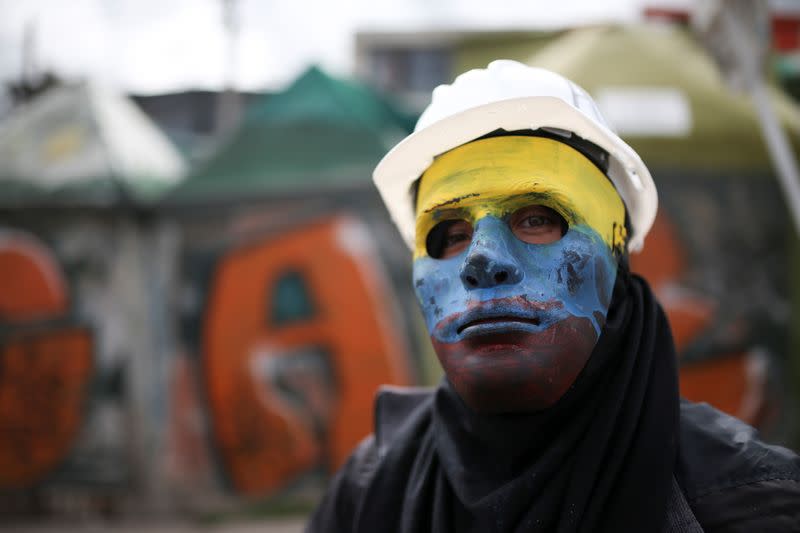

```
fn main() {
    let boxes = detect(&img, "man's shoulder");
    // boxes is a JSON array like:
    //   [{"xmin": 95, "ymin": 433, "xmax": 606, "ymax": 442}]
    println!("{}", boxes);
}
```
[
  {"xmin": 676, "ymin": 399, "xmax": 800, "ymax": 532},
  {"xmin": 374, "ymin": 385, "xmax": 436, "ymax": 454},
  {"xmin": 676, "ymin": 399, "xmax": 800, "ymax": 497},
  {"xmin": 306, "ymin": 387, "xmax": 436, "ymax": 532},
  {"xmin": 336, "ymin": 385, "xmax": 436, "ymax": 487}
]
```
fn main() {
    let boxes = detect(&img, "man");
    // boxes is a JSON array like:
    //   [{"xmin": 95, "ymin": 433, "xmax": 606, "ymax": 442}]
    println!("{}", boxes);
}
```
[{"xmin": 307, "ymin": 61, "xmax": 800, "ymax": 532}]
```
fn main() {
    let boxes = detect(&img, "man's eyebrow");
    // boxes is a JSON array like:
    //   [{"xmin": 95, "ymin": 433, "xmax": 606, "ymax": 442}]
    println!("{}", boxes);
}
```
[
  {"xmin": 423, "ymin": 193, "xmax": 481, "ymax": 213},
  {"xmin": 496, "ymin": 191, "xmax": 568, "ymax": 209}
]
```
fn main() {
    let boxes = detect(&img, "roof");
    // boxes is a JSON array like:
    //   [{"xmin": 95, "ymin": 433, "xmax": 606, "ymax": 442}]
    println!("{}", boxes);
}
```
[
  {"xmin": 522, "ymin": 24, "xmax": 800, "ymax": 172},
  {"xmin": 0, "ymin": 82, "xmax": 186, "ymax": 207},
  {"xmin": 167, "ymin": 66, "xmax": 416, "ymax": 204}
]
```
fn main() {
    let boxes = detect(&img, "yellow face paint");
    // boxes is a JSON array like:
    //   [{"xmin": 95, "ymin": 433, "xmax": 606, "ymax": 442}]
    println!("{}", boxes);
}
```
[{"xmin": 414, "ymin": 136, "xmax": 626, "ymax": 259}]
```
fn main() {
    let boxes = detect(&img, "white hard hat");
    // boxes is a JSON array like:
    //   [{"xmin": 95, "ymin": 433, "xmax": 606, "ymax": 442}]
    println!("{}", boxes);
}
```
[{"xmin": 372, "ymin": 59, "xmax": 657, "ymax": 252}]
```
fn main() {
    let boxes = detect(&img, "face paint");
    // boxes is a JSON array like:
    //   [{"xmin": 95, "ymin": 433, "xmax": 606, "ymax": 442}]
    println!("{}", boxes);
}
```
[{"xmin": 413, "ymin": 136, "xmax": 626, "ymax": 413}]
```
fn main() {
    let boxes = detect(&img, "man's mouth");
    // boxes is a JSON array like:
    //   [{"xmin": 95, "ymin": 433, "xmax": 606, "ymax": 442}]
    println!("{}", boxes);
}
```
[
  {"xmin": 456, "ymin": 315, "xmax": 542, "ymax": 335},
  {"xmin": 433, "ymin": 297, "xmax": 566, "ymax": 341}
]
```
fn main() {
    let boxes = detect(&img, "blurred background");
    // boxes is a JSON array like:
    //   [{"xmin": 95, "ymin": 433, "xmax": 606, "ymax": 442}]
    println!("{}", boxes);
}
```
[{"xmin": 2, "ymin": 0, "xmax": 800, "ymax": 531}]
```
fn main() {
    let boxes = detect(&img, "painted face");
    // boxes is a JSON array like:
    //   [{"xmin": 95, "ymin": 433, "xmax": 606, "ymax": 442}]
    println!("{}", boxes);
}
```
[{"xmin": 413, "ymin": 136, "xmax": 627, "ymax": 413}]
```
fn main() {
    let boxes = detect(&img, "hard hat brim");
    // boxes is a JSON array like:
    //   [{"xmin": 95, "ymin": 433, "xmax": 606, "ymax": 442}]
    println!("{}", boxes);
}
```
[{"xmin": 373, "ymin": 96, "xmax": 657, "ymax": 253}]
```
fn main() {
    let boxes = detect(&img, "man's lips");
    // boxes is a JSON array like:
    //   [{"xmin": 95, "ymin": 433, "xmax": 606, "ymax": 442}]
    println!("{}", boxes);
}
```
[
  {"xmin": 456, "ymin": 315, "xmax": 542, "ymax": 334},
  {"xmin": 434, "ymin": 296, "xmax": 566, "ymax": 341}
]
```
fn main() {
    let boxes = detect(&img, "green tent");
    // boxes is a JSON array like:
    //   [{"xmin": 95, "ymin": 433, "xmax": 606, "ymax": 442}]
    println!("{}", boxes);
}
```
[
  {"xmin": 512, "ymin": 25, "xmax": 800, "ymax": 444},
  {"xmin": 168, "ymin": 66, "xmax": 416, "ymax": 203},
  {"xmin": 516, "ymin": 24, "xmax": 800, "ymax": 172},
  {"xmin": 453, "ymin": 31, "xmax": 560, "ymax": 81}
]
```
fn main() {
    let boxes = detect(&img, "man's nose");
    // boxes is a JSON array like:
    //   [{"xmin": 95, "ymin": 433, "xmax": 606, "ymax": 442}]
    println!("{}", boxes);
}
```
[{"xmin": 459, "ymin": 217, "xmax": 523, "ymax": 290}]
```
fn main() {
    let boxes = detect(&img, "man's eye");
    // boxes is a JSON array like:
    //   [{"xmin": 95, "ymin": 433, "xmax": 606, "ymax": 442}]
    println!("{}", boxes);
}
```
[
  {"xmin": 426, "ymin": 219, "xmax": 473, "ymax": 259},
  {"xmin": 520, "ymin": 215, "xmax": 552, "ymax": 228},
  {"xmin": 510, "ymin": 205, "xmax": 566, "ymax": 245},
  {"xmin": 445, "ymin": 232, "xmax": 470, "ymax": 246}
]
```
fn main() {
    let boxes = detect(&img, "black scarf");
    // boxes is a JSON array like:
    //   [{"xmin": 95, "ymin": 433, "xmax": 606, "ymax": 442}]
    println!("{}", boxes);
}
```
[{"xmin": 353, "ymin": 269, "xmax": 680, "ymax": 532}]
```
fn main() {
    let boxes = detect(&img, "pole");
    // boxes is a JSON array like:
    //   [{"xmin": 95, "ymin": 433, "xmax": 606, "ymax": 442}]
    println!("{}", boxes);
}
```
[
  {"xmin": 216, "ymin": 0, "xmax": 242, "ymax": 135},
  {"xmin": 694, "ymin": 0, "xmax": 800, "ymax": 236},
  {"xmin": 750, "ymin": 77, "xmax": 800, "ymax": 236}
]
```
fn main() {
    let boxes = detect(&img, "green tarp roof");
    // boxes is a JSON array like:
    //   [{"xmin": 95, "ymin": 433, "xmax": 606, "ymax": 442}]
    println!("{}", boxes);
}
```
[{"xmin": 168, "ymin": 66, "xmax": 416, "ymax": 203}]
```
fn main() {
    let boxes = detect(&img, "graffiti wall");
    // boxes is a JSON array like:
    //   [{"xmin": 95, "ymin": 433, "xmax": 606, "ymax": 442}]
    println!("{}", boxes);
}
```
[
  {"xmin": 1, "ymin": 198, "xmax": 418, "ymax": 515},
  {"xmin": 0, "ymin": 213, "xmax": 178, "ymax": 516},
  {"xmin": 201, "ymin": 215, "xmax": 411, "ymax": 495},
  {"xmin": 0, "ymin": 230, "xmax": 93, "ymax": 489},
  {"xmin": 632, "ymin": 174, "xmax": 797, "ymax": 444},
  {"xmin": 167, "ymin": 202, "xmax": 418, "ymax": 504}
]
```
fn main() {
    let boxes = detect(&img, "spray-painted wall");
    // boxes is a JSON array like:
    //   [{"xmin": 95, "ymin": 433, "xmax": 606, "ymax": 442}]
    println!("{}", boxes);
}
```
[
  {"xmin": 0, "ymin": 210, "xmax": 178, "ymax": 515},
  {"xmin": 167, "ymin": 197, "xmax": 416, "ymax": 503},
  {"xmin": 0, "ymin": 192, "xmax": 420, "ymax": 516},
  {"xmin": 631, "ymin": 173, "xmax": 798, "ymax": 445},
  {"xmin": 0, "ymin": 229, "xmax": 93, "ymax": 490}
]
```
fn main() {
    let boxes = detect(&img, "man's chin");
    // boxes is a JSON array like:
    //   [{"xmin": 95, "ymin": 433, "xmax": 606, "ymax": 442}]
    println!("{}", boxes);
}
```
[{"xmin": 430, "ymin": 316, "xmax": 598, "ymax": 413}]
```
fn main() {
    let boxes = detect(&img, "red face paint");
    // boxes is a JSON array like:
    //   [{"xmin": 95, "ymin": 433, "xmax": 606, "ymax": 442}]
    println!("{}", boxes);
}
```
[{"xmin": 431, "ymin": 315, "xmax": 598, "ymax": 413}]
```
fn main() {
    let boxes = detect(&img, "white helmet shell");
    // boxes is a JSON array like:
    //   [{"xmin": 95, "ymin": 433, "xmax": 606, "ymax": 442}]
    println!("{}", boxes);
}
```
[{"xmin": 372, "ymin": 60, "xmax": 657, "ymax": 252}]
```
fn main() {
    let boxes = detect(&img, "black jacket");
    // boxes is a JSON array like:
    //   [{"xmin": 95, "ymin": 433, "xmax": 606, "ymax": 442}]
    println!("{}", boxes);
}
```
[{"xmin": 308, "ymin": 387, "xmax": 800, "ymax": 532}]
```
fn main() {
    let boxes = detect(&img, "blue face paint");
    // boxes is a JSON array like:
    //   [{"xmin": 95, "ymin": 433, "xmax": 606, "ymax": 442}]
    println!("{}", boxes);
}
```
[
  {"xmin": 413, "ymin": 219, "xmax": 617, "ymax": 413},
  {"xmin": 411, "ymin": 137, "xmax": 625, "ymax": 414}
]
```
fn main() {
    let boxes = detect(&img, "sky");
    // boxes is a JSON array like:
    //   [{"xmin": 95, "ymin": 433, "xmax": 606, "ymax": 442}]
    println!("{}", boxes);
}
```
[{"xmin": 0, "ymin": 0, "xmax": 663, "ymax": 97}]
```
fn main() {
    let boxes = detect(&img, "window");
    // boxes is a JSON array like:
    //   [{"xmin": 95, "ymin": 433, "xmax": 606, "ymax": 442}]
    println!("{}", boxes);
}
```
[
  {"xmin": 270, "ymin": 270, "xmax": 316, "ymax": 325},
  {"xmin": 369, "ymin": 48, "xmax": 452, "ymax": 96}
]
